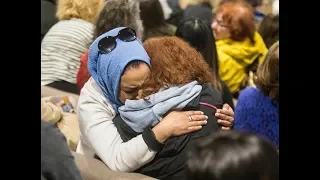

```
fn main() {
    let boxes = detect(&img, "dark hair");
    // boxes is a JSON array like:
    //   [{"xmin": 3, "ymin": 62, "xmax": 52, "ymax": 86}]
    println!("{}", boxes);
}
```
[
  {"xmin": 258, "ymin": 14, "xmax": 279, "ymax": 48},
  {"xmin": 186, "ymin": 130, "xmax": 279, "ymax": 180},
  {"xmin": 94, "ymin": 0, "xmax": 143, "ymax": 39},
  {"xmin": 124, "ymin": 61, "xmax": 146, "ymax": 72},
  {"xmin": 175, "ymin": 18, "xmax": 222, "ymax": 92},
  {"xmin": 254, "ymin": 41, "xmax": 279, "ymax": 102},
  {"xmin": 139, "ymin": 0, "xmax": 167, "ymax": 30}
]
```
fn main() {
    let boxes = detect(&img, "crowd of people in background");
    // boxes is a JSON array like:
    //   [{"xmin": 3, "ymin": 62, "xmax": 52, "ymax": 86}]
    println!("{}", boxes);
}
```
[{"xmin": 41, "ymin": 0, "xmax": 279, "ymax": 179}]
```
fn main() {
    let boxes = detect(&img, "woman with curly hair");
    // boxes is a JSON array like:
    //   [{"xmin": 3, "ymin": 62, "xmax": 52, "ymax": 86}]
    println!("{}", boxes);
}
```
[
  {"xmin": 112, "ymin": 36, "xmax": 225, "ymax": 179},
  {"xmin": 41, "ymin": 0, "xmax": 104, "ymax": 94},
  {"xmin": 77, "ymin": 27, "xmax": 235, "ymax": 174}
]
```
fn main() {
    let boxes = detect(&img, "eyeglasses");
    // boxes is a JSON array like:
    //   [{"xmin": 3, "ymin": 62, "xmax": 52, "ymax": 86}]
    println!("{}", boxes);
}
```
[
  {"xmin": 98, "ymin": 28, "xmax": 137, "ymax": 54},
  {"xmin": 213, "ymin": 18, "xmax": 229, "ymax": 28}
]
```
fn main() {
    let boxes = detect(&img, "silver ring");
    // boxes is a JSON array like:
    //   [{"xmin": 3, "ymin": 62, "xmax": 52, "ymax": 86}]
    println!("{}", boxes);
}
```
[{"xmin": 188, "ymin": 115, "xmax": 193, "ymax": 121}]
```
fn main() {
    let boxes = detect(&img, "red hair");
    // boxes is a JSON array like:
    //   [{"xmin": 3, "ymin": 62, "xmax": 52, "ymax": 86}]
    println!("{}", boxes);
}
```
[
  {"xmin": 141, "ymin": 36, "xmax": 217, "ymax": 98},
  {"xmin": 215, "ymin": 1, "xmax": 256, "ymax": 43}
]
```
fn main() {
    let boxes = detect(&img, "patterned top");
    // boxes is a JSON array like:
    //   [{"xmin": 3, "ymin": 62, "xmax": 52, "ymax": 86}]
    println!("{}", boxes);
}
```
[{"xmin": 41, "ymin": 18, "xmax": 94, "ymax": 85}]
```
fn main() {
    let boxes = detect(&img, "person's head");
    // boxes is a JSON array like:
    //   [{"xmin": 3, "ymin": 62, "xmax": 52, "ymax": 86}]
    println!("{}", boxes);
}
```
[
  {"xmin": 179, "ymin": 0, "xmax": 215, "ymax": 9},
  {"xmin": 258, "ymin": 14, "xmax": 279, "ymax": 48},
  {"xmin": 186, "ymin": 130, "xmax": 279, "ymax": 180},
  {"xmin": 88, "ymin": 27, "xmax": 151, "ymax": 112},
  {"xmin": 141, "ymin": 36, "xmax": 217, "ymax": 98},
  {"xmin": 56, "ymin": 0, "xmax": 104, "ymax": 23},
  {"xmin": 94, "ymin": 0, "xmax": 143, "ymax": 40},
  {"xmin": 254, "ymin": 41, "xmax": 279, "ymax": 102},
  {"xmin": 211, "ymin": 1, "xmax": 255, "ymax": 43},
  {"xmin": 139, "ymin": 0, "xmax": 167, "ymax": 31},
  {"xmin": 175, "ymin": 18, "xmax": 222, "ymax": 92}
]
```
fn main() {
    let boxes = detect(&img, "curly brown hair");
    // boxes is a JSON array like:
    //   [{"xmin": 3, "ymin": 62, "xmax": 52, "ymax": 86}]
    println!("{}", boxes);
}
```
[
  {"xmin": 254, "ymin": 41, "xmax": 279, "ymax": 101},
  {"xmin": 141, "ymin": 36, "xmax": 218, "ymax": 98}
]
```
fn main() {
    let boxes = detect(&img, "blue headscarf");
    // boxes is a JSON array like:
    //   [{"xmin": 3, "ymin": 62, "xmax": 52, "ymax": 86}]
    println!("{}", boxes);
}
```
[{"xmin": 88, "ymin": 27, "xmax": 151, "ymax": 113}]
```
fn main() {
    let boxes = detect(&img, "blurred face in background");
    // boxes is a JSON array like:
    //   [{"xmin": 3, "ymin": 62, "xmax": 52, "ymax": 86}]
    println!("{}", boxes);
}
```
[
  {"xmin": 211, "ymin": 13, "xmax": 231, "ymax": 40},
  {"xmin": 211, "ymin": 1, "xmax": 256, "ymax": 42}
]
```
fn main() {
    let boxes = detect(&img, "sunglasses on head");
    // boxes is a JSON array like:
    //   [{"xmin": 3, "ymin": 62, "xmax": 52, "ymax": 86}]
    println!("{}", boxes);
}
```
[{"xmin": 98, "ymin": 28, "xmax": 137, "ymax": 54}]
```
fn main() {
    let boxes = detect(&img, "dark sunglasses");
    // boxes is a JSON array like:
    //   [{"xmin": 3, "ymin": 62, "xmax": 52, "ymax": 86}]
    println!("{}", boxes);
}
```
[{"xmin": 98, "ymin": 28, "xmax": 137, "ymax": 54}]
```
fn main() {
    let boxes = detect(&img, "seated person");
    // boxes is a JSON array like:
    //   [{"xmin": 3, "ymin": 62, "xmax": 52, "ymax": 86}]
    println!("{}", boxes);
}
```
[
  {"xmin": 76, "ymin": 27, "xmax": 235, "ymax": 173},
  {"xmin": 41, "ymin": 96, "xmax": 79, "ymax": 151},
  {"xmin": 234, "ymin": 41, "xmax": 279, "ymax": 148},
  {"xmin": 113, "ymin": 36, "xmax": 225, "ymax": 179}
]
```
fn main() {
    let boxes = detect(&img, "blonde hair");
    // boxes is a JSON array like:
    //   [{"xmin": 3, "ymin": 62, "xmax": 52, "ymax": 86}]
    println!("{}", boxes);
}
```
[
  {"xmin": 179, "ymin": 0, "xmax": 216, "ymax": 9},
  {"xmin": 56, "ymin": 0, "xmax": 104, "ymax": 23}
]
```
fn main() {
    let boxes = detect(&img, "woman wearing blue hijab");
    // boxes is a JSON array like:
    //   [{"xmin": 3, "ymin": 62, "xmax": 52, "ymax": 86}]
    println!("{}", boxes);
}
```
[{"xmin": 76, "ymin": 27, "xmax": 234, "ymax": 172}]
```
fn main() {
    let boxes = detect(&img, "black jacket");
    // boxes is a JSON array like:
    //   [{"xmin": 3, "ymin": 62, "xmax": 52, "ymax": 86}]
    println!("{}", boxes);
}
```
[
  {"xmin": 113, "ymin": 83, "xmax": 223, "ymax": 179},
  {"xmin": 221, "ymin": 80, "xmax": 235, "ymax": 110}
]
